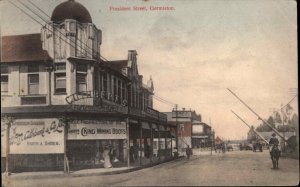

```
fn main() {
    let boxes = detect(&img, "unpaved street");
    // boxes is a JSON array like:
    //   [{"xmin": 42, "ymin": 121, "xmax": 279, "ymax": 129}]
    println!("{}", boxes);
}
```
[{"xmin": 4, "ymin": 151, "xmax": 299, "ymax": 186}]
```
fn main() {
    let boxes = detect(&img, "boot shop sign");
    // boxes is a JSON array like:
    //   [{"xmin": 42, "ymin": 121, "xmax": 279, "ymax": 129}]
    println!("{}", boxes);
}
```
[
  {"xmin": 1, "ymin": 118, "xmax": 64, "ymax": 156},
  {"xmin": 68, "ymin": 120, "xmax": 127, "ymax": 140}
]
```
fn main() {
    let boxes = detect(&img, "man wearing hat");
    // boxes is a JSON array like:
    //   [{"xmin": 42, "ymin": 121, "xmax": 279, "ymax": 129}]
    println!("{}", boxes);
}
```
[{"xmin": 269, "ymin": 133, "xmax": 280, "ymax": 155}]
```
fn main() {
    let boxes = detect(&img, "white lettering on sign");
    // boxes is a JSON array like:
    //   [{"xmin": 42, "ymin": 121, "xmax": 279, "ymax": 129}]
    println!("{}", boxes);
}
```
[
  {"xmin": 3, "ymin": 119, "xmax": 64, "ymax": 154},
  {"xmin": 68, "ymin": 121, "xmax": 127, "ymax": 140}
]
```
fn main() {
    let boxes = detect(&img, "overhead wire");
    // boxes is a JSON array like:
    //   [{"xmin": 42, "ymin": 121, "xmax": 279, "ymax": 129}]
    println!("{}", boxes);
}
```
[
  {"xmin": 9, "ymin": 0, "xmax": 95, "ymax": 61},
  {"xmin": 14, "ymin": 0, "xmax": 108, "ymax": 62}
]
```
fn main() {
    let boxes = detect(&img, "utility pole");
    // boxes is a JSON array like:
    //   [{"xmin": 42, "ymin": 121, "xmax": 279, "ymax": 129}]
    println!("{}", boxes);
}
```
[
  {"xmin": 175, "ymin": 104, "xmax": 179, "ymax": 154},
  {"xmin": 227, "ymin": 88, "xmax": 287, "ymax": 142},
  {"xmin": 231, "ymin": 110, "xmax": 269, "ymax": 145},
  {"xmin": 281, "ymin": 104, "xmax": 286, "ymax": 152},
  {"xmin": 209, "ymin": 118, "xmax": 212, "ymax": 155}
]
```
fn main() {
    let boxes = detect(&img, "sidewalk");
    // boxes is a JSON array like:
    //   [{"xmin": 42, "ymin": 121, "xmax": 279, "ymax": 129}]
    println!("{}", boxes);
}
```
[{"xmin": 1, "ymin": 157, "xmax": 185, "ymax": 181}]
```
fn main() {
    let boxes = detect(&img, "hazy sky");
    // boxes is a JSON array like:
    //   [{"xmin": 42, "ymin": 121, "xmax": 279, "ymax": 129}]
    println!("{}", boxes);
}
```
[{"xmin": 1, "ymin": 0, "xmax": 298, "ymax": 140}]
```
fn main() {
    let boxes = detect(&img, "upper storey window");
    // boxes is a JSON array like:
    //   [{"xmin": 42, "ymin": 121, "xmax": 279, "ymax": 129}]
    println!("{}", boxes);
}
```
[
  {"xmin": 54, "ymin": 63, "xmax": 66, "ymax": 94},
  {"xmin": 28, "ymin": 65, "xmax": 39, "ymax": 95},
  {"xmin": 76, "ymin": 64, "xmax": 87, "ymax": 93},
  {"xmin": 1, "ymin": 65, "xmax": 9, "ymax": 93}
]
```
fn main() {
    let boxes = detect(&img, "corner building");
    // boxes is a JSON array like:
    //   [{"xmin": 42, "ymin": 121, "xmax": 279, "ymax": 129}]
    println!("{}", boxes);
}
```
[{"xmin": 1, "ymin": 0, "xmax": 176, "ymax": 172}]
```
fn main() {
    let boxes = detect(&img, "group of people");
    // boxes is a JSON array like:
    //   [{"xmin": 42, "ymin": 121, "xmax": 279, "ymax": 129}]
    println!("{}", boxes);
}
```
[{"xmin": 98, "ymin": 145, "xmax": 119, "ymax": 168}]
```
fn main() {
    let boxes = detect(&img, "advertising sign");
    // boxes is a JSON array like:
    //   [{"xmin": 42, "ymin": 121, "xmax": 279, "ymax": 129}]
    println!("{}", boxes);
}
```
[
  {"xmin": 68, "ymin": 120, "xmax": 127, "ymax": 140},
  {"xmin": 192, "ymin": 125, "xmax": 204, "ymax": 134},
  {"xmin": 8, "ymin": 118, "xmax": 64, "ymax": 154}
]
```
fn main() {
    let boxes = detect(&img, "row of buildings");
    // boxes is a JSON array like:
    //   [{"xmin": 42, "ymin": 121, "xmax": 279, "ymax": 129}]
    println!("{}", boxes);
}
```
[{"xmin": 1, "ymin": 0, "xmax": 213, "ymax": 172}]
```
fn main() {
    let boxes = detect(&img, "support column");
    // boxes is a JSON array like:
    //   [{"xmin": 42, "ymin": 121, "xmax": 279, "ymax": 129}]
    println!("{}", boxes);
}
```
[
  {"xmin": 158, "ymin": 125, "xmax": 161, "ymax": 160},
  {"xmin": 5, "ymin": 120, "xmax": 11, "ymax": 176},
  {"xmin": 126, "ymin": 117, "xmax": 130, "ymax": 168},
  {"xmin": 139, "ymin": 120, "xmax": 142, "ymax": 166},
  {"xmin": 164, "ymin": 126, "xmax": 167, "ymax": 160},
  {"xmin": 150, "ymin": 123, "xmax": 153, "ymax": 163},
  {"xmin": 171, "ymin": 128, "xmax": 173, "ymax": 158},
  {"xmin": 63, "ymin": 121, "xmax": 69, "ymax": 174}
]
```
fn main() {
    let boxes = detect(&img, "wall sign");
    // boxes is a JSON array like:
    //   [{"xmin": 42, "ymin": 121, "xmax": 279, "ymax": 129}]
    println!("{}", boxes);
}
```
[
  {"xmin": 6, "ymin": 119, "xmax": 64, "ymax": 154},
  {"xmin": 68, "ymin": 120, "xmax": 127, "ymax": 140},
  {"xmin": 192, "ymin": 125, "xmax": 204, "ymax": 134}
]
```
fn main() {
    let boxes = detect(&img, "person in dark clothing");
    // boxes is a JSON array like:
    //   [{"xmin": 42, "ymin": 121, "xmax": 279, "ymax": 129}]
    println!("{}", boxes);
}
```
[
  {"xmin": 186, "ymin": 145, "xmax": 192, "ymax": 159},
  {"xmin": 129, "ymin": 146, "xmax": 135, "ymax": 163},
  {"xmin": 269, "ymin": 133, "xmax": 280, "ymax": 155}
]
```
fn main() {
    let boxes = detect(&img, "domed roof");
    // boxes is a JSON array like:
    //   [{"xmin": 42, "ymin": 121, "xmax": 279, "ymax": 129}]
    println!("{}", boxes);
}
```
[{"xmin": 51, "ymin": 0, "xmax": 92, "ymax": 23}]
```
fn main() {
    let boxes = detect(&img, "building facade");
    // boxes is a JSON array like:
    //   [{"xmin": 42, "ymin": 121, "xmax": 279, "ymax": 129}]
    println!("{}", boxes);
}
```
[
  {"xmin": 1, "ymin": 0, "xmax": 176, "ymax": 172},
  {"xmin": 164, "ymin": 108, "xmax": 213, "ymax": 153}
]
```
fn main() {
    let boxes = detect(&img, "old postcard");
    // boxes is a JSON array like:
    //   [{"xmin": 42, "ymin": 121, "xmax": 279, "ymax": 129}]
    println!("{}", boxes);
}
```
[{"xmin": 1, "ymin": 0, "xmax": 298, "ymax": 186}]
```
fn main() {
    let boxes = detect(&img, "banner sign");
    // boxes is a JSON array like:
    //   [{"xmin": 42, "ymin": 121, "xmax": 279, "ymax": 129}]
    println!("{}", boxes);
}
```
[
  {"xmin": 7, "ymin": 119, "xmax": 64, "ymax": 154},
  {"xmin": 68, "ymin": 120, "xmax": 127, "ymax": 140}
]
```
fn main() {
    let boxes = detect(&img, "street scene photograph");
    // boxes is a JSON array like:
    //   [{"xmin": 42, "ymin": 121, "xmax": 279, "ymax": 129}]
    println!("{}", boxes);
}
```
[{"xmin": 1, "ymin": 0, "xmax": 298, "ymax": 186}]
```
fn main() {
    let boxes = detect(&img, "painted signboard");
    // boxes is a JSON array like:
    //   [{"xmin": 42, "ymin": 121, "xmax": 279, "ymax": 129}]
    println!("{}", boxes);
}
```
[
  {"xmin": 7, "ymin": 118, "xmax": 64, "ymax": 154},
  {"xmin": 68, "ymin": 120, "xmax": 127, "ymax": 140},
  {"xmin": 192, "ymin": 125, "xmax": 204, "ymax": 134}
]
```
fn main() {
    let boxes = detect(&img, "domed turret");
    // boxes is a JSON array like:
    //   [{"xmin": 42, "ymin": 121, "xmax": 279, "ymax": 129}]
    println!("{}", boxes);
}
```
[{"xmin": 51, "ymin": 0, "xmax": 92, "ymax": 23}]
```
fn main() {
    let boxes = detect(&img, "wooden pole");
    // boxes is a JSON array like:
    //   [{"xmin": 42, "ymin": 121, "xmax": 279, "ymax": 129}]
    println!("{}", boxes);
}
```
[
  {"xmin": 139, "ymin": 120, "xmax": 142, "ymax": 166},
  {"xmin": 231, "ymin": 110, "xmax": 269, "ymax": 144},
  {"xmin": 150, "ymin": 123, "xmax": 153, "ymax": 163},
  {"xmin": 158, "ymin": 125, "xmax": 160, "ymax": 160},
  {"xmin": 164, "ymin": 127, "xmax": 167, "ymax": 159},
  {"xmin": 126, "ymin": 117, "xmax": 130, "ymax": 168},
  {"xmin": 227, "ymin": 88, "xmax": 286, "ymax": 141},
  {"xmin": 5, "ymin": 121, "xmax": 11, "ymax": 176}
]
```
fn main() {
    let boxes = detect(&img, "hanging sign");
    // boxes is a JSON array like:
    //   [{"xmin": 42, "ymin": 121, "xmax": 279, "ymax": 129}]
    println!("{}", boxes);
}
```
[{"xmin": 68, "ymin": 120, "xmax": 127, "ymax": 140}]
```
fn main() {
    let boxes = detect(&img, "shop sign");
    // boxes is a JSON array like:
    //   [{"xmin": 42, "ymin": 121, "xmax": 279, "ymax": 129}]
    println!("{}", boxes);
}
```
[
  {"xmin": 68, "ymin": 120, "xmax": 126, "ymax": 140},
  {"xmin": 5, "ymin": 119, "xmax": 64, "ymax": 154},
  {"xmin": 192, "ymin": 124, "xmax": 203, "ymax": 134}
]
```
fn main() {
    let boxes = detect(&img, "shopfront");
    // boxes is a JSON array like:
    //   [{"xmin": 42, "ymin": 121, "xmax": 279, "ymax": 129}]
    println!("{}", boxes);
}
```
[
  {"xmin": 2, "ymin": 118, "xmax": 65, "ymax": 172},
  {"xmin": 67, "ymin": 119, "xmax": 127, "ymax": 169}
]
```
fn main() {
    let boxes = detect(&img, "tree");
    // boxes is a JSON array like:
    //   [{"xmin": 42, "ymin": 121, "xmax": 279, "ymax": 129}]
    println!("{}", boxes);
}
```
[
  {"xmin": 274, "ymin": 111, "xmax": 282, "ymax": 124},
  {"xmin": 247, "ymin": 126, "xmax": 257, "ymax": 142},
  {"xmin": 267, "ymin": 116, "xmax": 275, "ymax": 128},
  {"xmin": 291, "ymin": 113, "xmax": 299, "ymax": 128}
]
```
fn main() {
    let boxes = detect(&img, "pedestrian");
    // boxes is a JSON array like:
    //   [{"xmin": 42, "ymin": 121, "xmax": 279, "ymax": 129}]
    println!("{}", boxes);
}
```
[{"xmin": 186, "ymin": 145, "xmax": 191, "ymax": 159}]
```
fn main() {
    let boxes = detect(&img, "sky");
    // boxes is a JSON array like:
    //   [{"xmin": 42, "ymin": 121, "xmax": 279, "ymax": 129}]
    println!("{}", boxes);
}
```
[{"xmin": 0, "ymin": 0, "xmax": 298, "ymax": 140}]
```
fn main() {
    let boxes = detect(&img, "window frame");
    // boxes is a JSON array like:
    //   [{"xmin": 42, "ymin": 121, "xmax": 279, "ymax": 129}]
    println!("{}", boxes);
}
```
[
  {"xmin": 54, "ymin": 63, "xmax": 67, "ymax": 94},
  {"xmin": 76, "ymin": 63, "xmax": 88, "ymax": 94},
  {"xmin": 27, "ymin": 64, "xmax": 39, "ymax": 95}
]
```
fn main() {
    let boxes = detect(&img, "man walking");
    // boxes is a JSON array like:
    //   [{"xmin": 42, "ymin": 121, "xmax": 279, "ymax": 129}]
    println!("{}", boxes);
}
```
[{"xmin": 186, "ymin": 145, "xmax": 192, "ymax": 159}]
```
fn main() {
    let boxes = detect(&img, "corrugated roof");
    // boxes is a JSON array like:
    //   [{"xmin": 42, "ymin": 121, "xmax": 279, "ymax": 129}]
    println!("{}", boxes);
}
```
[{"xmin": 1, "ymin": 34, "xmax": 51, "ymax": 63}]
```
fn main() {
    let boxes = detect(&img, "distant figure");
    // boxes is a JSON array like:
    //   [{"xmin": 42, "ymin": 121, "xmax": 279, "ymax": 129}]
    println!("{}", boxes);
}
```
[
  {"xmin": 269, "ymin": 133, "xmax": 280, "ymax": 156},
  {"xmin": 129, "ymin": 146, "xmax": 135, "ymax": 163},
  {"xmin": 186, "ymin": 145, "xmax": 192, "ymax": 159},
  {"xmin": 269, "ymin": 133, "xmax": 281, "ymax": 169}
]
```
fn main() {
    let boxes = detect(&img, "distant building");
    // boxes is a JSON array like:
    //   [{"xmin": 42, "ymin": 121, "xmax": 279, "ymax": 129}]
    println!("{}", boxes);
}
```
[{"xmin": 164, "ymin": 108, "xmax": 213, "ymax": 152}]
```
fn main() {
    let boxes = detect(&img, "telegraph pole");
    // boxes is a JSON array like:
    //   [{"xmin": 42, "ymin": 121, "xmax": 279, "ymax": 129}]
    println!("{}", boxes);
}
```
[
  {"xmin": 231, "ymin": 110, "xmax": 269, "ymax": 144},
  {"xmin": 175, "ymin": 104, "xmax": 179, "ymax": 154},
  {"xmin": 227, "ymin": 88, "xmax": 287, "ymax": 142}
]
